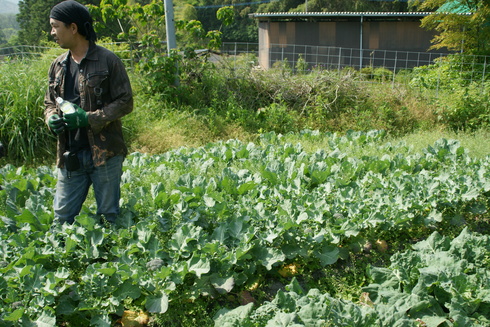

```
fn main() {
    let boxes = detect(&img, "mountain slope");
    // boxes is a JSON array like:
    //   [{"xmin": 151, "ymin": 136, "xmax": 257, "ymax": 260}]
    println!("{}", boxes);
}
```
[{"xmin": 0, "ymin": 0, "xmax": 18, "ymax": 14}]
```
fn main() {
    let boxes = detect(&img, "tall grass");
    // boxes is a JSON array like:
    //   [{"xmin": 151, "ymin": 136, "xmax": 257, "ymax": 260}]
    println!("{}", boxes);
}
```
[{"xmin": 0, "ymin": 57, "xmax": 55, "ymax": 166}]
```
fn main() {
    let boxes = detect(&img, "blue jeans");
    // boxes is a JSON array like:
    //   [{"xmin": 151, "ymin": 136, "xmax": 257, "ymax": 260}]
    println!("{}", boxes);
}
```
[{"xmin": 54, "ymin": 149, "xmax": 124, "ymax": 224}]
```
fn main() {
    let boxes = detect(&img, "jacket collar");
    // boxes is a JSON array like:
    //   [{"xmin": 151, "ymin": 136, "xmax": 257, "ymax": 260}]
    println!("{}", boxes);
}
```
[
  {"xmin": 84, "ymin": 42, "xmax": 99, "ymax": 62},
  {"xmin": 57, "ymin": 42, "xmax": 98, "ymax": 67}
]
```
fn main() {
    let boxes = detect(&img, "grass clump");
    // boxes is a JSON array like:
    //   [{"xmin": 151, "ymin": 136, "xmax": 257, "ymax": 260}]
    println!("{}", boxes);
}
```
[{"xmin": 0, "ymin": 58, "xmax": 55, "ymax": 166}]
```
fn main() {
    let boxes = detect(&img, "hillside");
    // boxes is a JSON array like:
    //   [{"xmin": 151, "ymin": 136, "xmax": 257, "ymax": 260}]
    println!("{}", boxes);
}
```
[{"xmin": 0, "ymin": 0, "xmax": 18, "ymax": 14}]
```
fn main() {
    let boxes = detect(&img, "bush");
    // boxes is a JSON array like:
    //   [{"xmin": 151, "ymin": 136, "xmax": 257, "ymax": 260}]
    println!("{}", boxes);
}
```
[
  {"xmin": 409, "ymin": 54, "xmax": 490, "ymax": 91},
  {"xmin": 360, "ymin": 66, "xmax": 393, "ymax": 82},
  {"xmin": 435, "ymin": 82, "xmax": 490, "ymax": 131}
]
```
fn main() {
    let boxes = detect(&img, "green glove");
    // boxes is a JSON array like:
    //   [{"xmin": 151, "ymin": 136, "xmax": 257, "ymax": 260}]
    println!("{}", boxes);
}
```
[
  {"xmin": 48, "ymin": 114, "xmax": 65, "ymax": 135},
  {"xmin": 63, "ymin": 105, "xmax": 88, "ymax": 130}
]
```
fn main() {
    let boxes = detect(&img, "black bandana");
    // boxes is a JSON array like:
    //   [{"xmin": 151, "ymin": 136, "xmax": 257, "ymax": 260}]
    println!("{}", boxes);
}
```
[{"xmin": 50, "ymin": 0, "xmax": 97, "ymax": 42}]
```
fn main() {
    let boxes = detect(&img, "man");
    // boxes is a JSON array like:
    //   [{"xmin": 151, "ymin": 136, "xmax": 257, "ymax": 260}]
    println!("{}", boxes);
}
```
[{"xmin": 44, "ymin": 0, "xmax": 133, "ymax": 224}]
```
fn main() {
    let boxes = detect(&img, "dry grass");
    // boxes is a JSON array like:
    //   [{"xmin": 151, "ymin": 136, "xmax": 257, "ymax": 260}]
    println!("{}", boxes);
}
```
[{"xmin": 131, "ymin": 115, "xmax": 253, "ymax": 155}]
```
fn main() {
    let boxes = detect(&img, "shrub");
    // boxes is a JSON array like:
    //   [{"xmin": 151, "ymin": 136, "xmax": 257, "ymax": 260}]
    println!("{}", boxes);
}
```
[
  {"xmin": 435, "ymin": 82, "xmax": 490, "ymax": 131},
  {"xmin": 409, "ymin": 54, "xmax": 490, "ymax": 91},
  {"xmin": 360, "ymin": 66, "xmax": 393, "ymax": 82}
]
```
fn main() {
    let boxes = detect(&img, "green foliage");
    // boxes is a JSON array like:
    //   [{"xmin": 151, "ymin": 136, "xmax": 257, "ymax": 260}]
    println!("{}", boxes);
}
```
[
  {"xmin": 256, "ymin": 103, "xmax": 300, "ymax": 134},
  {"xmin": 91, "ymin": 0, "xmax": 230, "ymax": 96},
  {"xmin": 435, "ymin": 83, "xmax": 490, "ymax": 131},
  {"xmin": 412, "ymin": 54, "xmax": 490, "ymax": 89},
  {"xmin": 0, "ymin": 49, "xmax": 429, "ymax": 166},
  {"xmin": 360, "ymin": 66, "xmax": 393, "ymax": 82},
  {"xmin": 1, "ymin": 131, "xmax": 490, "ymax": 325},
  {"xmin": 0, "ymin": 14, "xmax": 19, "ymax": 45},
  {"xmin": 215, "ymin": 278, "xmax": 378, "ymax": 326},
  {"xmin": 364, "ymin": 228, "xmax": 490, "ymax": 326},
  {"xmin": 195, "ymin": 2, "xmax": 258, "ymax": 43},
  {"xmin": 0, "ymin": 58, "xmax": 56, "ymax": 165},
  {"xmin": 17, "ymin": 0, "xmax": 58, "ymax": 45},
  {"xmin": 16, "ymin": 0, "xmax": 100, "ymax": 46},
  {"xmin": 216, "ymin": 228, "xmax": 490, "ymax": 326},
  {"xmin": 3, "ymin": 43, "xmax": 490, "ymax": 164},
  {"xmin": 413, "ymin": 0, "xmax": 490, "ymax": 55},
  {"xmin": 258, "ymin": 0, "xmax": 408, "ymax": 13},
  {"xmin": 216, "ymin": 6, "xmax": 234, "ymax": 27},
  {"xmin": 295, "ymin": 54, "xmax": 308, "ymax": 73},
  {"xmin": 407, "ymin": 53, "xmax": 490, "ymax": 131}
]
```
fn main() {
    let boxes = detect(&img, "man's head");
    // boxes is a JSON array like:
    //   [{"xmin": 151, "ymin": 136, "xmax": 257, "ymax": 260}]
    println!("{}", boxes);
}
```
[{"xmin": 49, "ymin": 0, "xmax": 97, "ymax": 47}]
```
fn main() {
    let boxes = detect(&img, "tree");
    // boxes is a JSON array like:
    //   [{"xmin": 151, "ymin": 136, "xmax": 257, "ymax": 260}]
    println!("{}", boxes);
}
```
[
  {"xmin": 257, "ymin": 0, "xmax": 408, "ymax": 13},
  {"xmin": 0, "ymin": 13, "xmax": 19, "ymax": 45},
  {"xmin": 410, "ymin": 0, "xmax": 490, "ymax": 55},
  {"xmin": 16, "ymin": 0, "xmax": 100, "ymax": 46},
  {"xmin": 17, "ymin": 0, "xmax": 58, "ymax": 45},
  {"xmin": 90, "ymin": 0, "xmax": 232, "ymax": 93},
  {"xmin": 195, "ymin": 0, "xmax": 262, "ymax": 42},
  {"xmin": 0, "ymin": 29, "xmax": 5, "ymax": 45}
]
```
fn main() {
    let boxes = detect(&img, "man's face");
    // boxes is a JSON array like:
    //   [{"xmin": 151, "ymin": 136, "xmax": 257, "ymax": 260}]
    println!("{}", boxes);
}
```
[{"xmin": 50, "ymin": 18, "xmax": 76, "ymax": 49}]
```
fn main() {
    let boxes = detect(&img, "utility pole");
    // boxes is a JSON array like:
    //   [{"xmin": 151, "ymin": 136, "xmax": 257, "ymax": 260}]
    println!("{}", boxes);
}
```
[
  {"xmin": 164, "ymin": 0, "xmax": 179, "ymax": 85},
  {"xmin": 164, "ymin": 0, "xmax": 177, "ymax": 53}
]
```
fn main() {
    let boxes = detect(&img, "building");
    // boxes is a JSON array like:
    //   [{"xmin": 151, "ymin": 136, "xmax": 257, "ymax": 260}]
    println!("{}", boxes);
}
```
[{"xmin": 249, "ymin": 12, "xmax": 450, "ymax": 70}]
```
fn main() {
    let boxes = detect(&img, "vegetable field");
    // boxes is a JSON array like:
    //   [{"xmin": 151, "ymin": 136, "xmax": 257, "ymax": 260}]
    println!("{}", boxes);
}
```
[{"xmin": 0, "ymin": 130, "xmax": 489, "ymax": 326}]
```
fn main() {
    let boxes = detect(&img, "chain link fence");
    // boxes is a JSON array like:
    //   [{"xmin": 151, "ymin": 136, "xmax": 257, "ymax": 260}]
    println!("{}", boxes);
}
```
[
  {"xmin": 3, "ymin": 42, "xmax": 490, "ymax": 90},
  {"xmin": 219, "ymin": 42, "xmax": 490, "ymax": 91}
]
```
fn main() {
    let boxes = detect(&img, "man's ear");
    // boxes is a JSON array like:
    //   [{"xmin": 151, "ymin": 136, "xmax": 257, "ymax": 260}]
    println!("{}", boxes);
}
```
[{"xmin": 70, "ymin": 22, "xmax": 78, "ymax": 35}]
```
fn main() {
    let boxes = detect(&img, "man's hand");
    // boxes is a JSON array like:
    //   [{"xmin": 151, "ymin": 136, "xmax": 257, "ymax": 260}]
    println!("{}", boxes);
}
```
[
  {"xmin": 63, "ymin": 106, "xmax": 88, "ymax": 130},
  {"xmin": 48, "ymin": 114, "xmax": 66, "ymax": 134}
]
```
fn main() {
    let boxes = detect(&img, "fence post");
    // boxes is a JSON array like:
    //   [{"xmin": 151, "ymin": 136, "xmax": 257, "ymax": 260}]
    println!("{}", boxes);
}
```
[
  {"xmin": 338, "ymin": 47, "xmax": 342, "ymax": 74},
  {"xmin": 316, "ymin": 45, "xmax": 319, "ymax": 68},
  {"xmin": 304, "ymin": 47, "xmax": 308, "ymax": 70},
  {"xmin": 392, "ymin": 51, "xmax": 398, "ymax": 85},
  {"xmin": 482, "ymin": 55, "xmax": 487, "ymax": 93},
  {"xmin": 234, "ymin": 42, "xmax": 238, "ymax": 70},
  {"xmin": 293, "ymin": 44, "xmax": 296, "ymax": 69},
  {"xmin": 436, "ymin": 59, "xmax": 441, "ymax": 98}
]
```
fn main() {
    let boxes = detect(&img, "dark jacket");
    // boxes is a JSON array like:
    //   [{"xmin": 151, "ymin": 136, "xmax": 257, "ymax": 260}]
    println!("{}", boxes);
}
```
[{"xmin": 44, "ymin": 43, "xmax": 133, "ymax": 168}]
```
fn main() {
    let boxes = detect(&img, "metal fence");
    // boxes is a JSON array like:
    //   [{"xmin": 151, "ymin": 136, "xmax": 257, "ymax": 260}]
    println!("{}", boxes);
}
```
[
  {"xmin": 219, "ymin": 42, "xmax": 490, "ymax": 90},
  {"xmin": 266, "ymin": 44, "xmax": 448, "ymax": 71},
  {"xmin": 3, "ymin": 42, "xmax": 490, "ymax": 88},
  {"xmin": 0, "ymin": 43, "xmax": 134, "ymax": 62},
  {"xmin": 0, "ymin": 45, "xmax": 55, "ymax": 59}
]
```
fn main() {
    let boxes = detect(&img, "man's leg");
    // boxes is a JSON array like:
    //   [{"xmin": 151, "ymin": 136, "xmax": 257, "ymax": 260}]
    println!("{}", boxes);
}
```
[
  {"xmin": 53, "ymin": 160, "xmax": 91, "ymax": 224},
  {"xmin": 91, "ymin": 155, "xmax": 124, "ymax": 223}
]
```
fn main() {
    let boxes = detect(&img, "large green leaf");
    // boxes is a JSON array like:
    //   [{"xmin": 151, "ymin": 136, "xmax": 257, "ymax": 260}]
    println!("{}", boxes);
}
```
[
  {"xmin": 253, "ymin": 246, "xmax": 286, "ymax": 270},
  {"xmin": 146, "ymin": 293, "xmax": 169, "ymax": 313},
  {"xmin": 314, "ymin": 244, "xmax": 339, "ymax": 266},
  {"xmin": 188, "ymin": 253, "xmax": 211, "ymax": 278},
  {"xmin": 34, "ymin": 310, "xmax": 57, "ymax": 327},
  {"xmin": 113, "ymin": 280, "xmax": 141, "ymax": 300}
]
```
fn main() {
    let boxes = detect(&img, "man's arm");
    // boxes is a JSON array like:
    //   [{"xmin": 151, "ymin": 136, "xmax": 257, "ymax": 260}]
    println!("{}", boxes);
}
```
[
  {"xmin": 44, "ymin": 61, "xmax": 60, "ymax": 125},
  {"xmin": 87, "ymin": 54, "xmax": 133, "ymax": 134}
]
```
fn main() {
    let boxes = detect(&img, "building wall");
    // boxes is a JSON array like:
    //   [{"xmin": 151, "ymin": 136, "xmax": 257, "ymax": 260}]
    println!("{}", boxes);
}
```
[{"xmin": 258, "ymin": 18, "xmax": 442, "ymax": 69}]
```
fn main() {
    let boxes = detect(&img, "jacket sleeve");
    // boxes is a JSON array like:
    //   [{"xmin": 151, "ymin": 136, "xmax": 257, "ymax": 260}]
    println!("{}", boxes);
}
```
[
  {"xmin": 87, "ymin": 54, "xmax": 133, "ymax": 135},
  {"xmin": 44, "ymin": 61, "xmax": 59, "ymax": 125}
]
